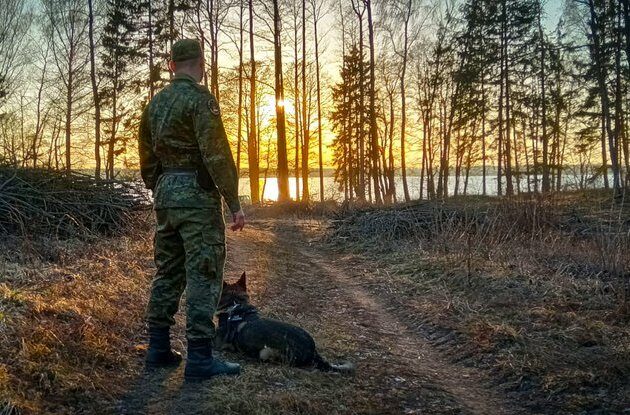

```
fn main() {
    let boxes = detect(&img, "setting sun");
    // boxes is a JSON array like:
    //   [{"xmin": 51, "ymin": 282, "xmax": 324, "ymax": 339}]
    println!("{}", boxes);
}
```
[{"xmin": 265, "ymin": 95, "xmax": 294, "ymax": 116}]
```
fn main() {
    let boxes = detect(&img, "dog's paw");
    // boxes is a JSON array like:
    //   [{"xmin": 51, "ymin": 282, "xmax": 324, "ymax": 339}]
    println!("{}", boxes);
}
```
[{"xmin": 259, "ymin": 346, "xmax": 281, "ymax": 361}]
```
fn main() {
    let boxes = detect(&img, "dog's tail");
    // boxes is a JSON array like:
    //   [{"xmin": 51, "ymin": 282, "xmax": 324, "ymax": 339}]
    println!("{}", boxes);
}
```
[{"xmin": 314, "ymin": 352, "xmax": 355, "ymax": 374}]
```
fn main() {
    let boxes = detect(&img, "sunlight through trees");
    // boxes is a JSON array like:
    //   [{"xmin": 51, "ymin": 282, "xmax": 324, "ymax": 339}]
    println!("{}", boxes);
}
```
[{"xmin": 0, "ymin": 0, "xmax": 629, "ymax": 202}]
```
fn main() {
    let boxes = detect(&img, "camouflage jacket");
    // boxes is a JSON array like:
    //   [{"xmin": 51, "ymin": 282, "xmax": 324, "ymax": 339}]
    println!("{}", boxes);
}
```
[{"xmin": 138, "ymin": 73, "xmax": 241, "ymax": 213}]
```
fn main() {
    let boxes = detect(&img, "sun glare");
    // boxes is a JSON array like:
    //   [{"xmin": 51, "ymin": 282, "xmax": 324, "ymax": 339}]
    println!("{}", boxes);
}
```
[{"xmin": 264, "ymin": 95, "xmax": 294, "ymax": 116}]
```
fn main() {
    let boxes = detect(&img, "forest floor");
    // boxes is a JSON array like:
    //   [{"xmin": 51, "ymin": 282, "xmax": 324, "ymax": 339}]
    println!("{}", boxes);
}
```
[{"xmin": 1, "ymin": 193, "xmax": 629, "ymax": 414}]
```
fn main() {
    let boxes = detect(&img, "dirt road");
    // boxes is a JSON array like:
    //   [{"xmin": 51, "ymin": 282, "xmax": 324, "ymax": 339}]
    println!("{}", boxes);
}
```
[{"xmin": 117, "ymin": 220, "xmax": 525, "ymax": 415}]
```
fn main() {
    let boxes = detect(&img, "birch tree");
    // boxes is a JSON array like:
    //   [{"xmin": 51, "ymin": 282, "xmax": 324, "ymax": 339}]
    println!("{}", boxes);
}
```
[{"xmin": 43, "ymin": 0, "xmax": 90, "ymax": 173}]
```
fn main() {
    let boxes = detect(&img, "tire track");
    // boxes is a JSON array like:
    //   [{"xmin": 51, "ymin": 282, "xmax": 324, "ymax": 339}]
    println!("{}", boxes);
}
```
[{"xmin": 268, "ymin": 221, "xmax": 524, "ymax": 415}]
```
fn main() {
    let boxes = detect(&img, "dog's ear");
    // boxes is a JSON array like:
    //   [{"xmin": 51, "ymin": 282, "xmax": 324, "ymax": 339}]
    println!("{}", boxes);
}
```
[
  {"xmin": 237, "ymin": 272, "xmax": 247, "ymax": 290},
  {"xmin": 222, "ymin": 280, "xmax": 228, "ymax": 289}
]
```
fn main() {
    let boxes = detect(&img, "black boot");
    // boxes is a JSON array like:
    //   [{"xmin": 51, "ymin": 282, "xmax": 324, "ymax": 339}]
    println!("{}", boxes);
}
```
[
  {"xmin": 184, "ymin": 338, "xmax": 241, "ymax": 381},
  {"xmin": 146, "ymin": 326, "xmax": 182, "ymax": 368}
]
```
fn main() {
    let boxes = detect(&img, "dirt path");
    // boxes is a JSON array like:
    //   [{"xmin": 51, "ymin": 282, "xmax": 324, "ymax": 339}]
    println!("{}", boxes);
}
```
[{"xmin": 116, "ymin": 220, "xmax": 525, "ymax": 415}]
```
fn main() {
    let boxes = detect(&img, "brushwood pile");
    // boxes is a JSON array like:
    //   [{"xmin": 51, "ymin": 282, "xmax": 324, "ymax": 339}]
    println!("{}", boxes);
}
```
[{"xmin": 0, "ymin": 167, "xmax": 149, "ymax": 238}]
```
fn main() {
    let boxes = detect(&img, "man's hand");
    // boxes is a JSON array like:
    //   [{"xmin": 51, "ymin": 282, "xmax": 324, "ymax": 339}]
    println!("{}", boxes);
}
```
[{"xmin": 231, "ymin": 209, "xmax": 245, "ymax": 231}]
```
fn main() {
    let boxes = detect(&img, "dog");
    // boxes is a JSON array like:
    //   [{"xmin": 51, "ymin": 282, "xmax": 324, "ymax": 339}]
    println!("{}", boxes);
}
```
[{"xmin": 215, "ymin": 272, "xmax": 354, "ymax": 373}]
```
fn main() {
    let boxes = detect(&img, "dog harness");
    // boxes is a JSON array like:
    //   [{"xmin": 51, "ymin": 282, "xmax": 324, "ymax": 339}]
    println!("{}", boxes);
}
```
[{"xmin": 223, "ymin": 303, "xmax": 260, "ymax": 348}]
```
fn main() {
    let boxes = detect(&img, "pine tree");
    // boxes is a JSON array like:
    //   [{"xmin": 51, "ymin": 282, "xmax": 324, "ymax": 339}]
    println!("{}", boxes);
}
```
[
  {"xmin": 331, "ymin": 46, "xmax": 371, "ymax": 200},
  {"xmin": 456, "ymin": 0, "xmax": 499, "ymax": 196},
  {"xmin": 100, "ymin": 0, "xmax": 145, "ymax": 178},
  {"xmin": 457, "ymin": 0, "xmax": 539, "ymax": 196},
  {"xmin": 137, "ymin": 0, "xmax": 179, "ymax": 98}
]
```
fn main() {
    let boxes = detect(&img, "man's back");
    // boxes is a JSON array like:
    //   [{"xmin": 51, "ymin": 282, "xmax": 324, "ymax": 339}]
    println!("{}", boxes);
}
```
[
  {"xmin": 138, "ymin": 70, "xmax": 240, "ymax": 213},
  {"xmin": 141, "ymin": 74, "xmax": 225, "ymax": 210},
  {"xmin": 148, "ymin": 75, "xmax": 203, "ymax": 161}
]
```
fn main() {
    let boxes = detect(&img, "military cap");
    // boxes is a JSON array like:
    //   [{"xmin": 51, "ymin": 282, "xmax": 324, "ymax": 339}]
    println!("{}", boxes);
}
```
[{"xmin": 171, "ymin": 39, "xmax": 202, "ymax": 62}]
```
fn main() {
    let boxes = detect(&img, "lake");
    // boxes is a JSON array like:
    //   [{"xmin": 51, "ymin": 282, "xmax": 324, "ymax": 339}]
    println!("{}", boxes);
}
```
[{"xmin": 238, "ymin": 172, "xmax": 613, "ymax": 202}]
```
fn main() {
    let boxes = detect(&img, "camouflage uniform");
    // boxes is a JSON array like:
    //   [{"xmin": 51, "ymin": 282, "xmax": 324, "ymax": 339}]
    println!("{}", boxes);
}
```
[{"xmin": 138, "ymin": 40, "xmax": 240, "ymax": 341}]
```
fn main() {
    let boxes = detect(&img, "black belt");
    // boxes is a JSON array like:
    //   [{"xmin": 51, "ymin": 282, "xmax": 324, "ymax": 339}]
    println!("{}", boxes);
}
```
[
  {"xmin": 162, "ymin": 167, "xmax": 196, "ymax": 174},
  {"xmin": 161, "ymin": 166, "xmax": 216, "ymax": 190}
]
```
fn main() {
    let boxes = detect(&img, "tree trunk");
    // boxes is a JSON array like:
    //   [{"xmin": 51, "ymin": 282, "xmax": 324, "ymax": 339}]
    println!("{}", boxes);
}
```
[
  {"xmin": 313, "ymin": 0, "xmax": 324, "ymax": 202},
  {"xmin": 108, "ymin": 87, "xmax": 117, "ymax": 179},
  {"xmin": 497, "ymin": 6, "xmax": 504, "ymax": 196},
  {"xmin": 236, "ymin": 0, "xmax": 244, "ymax": 177},
  {"xmin": 588, "ymin": 0, "xmax": 620, "ymax": 194},
  {"xmin": 523, "ymin": 119, "xmax": 531, "ymax": 193},
  {"xmin": 273, "ymin": 0, "xmax": 290, "ymax": 201},
  {"xmin": 502, "ymin": 0, "xmax": 513, "ymax": 196},
  {"xmin": 65, "ymin": 62, "xmax": 73, "ymax": 173},
  {"xmin": 53, "ymin": 119, "xmax": 61, "ymax": 170},
  {"xmin": 613, "ymin": 2, "xmax": 625, "ymax": 190},
  {"xmin": 148, "ymin": 0, "xmax": 156, "ymax": 98},
  {"xmin": 205, "ymin": 0, "xmax": 220, "ymax": 99},
  {"xmin": 388, "ymin": 89, "xmax": 396, "ymax": 203},
  {"xmin": 400, "ymin": 0, "xmax": 411, "ymax": 202},
  {"xmin": 365, "ymin": 0, "xmax": 381, "ymax": 204},
  {"xmin": 88, "ymin": 0, "xmax": 101, "ymax": 179},
  {"xmin": 352, "ymin": 0, "xmax": 366, "ymax": 201},
  {"xmin": 293, "ymin": 1, "xmax": 301, "ymax": 200},
  {"xmin": 301, "ymin": 0, "xmax": 310, "ymax": 201},
  {"xmin": 621, "ymin": 0, "xmax": 630, "ymax": 187},
  {"xmin": 420, "ymin": 116, "xmax": 427, "ymax": 199},
  {"xmin": 168, "ymin": 0, "xmax": 175, "ymax": 81},
  {"xmin": 33, "ymin": 42, "xmax": 50, "ymax": 169},
  {"xmin": 248, "ymin": 0, "xmax": 260, "ymax": 203},
  {"xmin": 195, "ymin": 1, "xmax": 208, "ymax": 87},
  {"xmin": 538, "ymin": 4, "xmax": 550, "ymax": 193},
  {"xmin": 481, "ymin": 72, "xmax": 487, "ymax": 196}
]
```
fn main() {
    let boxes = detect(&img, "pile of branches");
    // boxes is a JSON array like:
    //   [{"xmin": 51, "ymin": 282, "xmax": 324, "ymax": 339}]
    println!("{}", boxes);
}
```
[
  {"xmin": 329, "ymin": 201, "xmax": 469, "ymax": 243},
  {"xmin": 328, "ymin": 198, "xmax": 567, "ymax": 245},
  {"xmin": 0, "ymin": 168, "xmax": 150, "ymax": 238}
]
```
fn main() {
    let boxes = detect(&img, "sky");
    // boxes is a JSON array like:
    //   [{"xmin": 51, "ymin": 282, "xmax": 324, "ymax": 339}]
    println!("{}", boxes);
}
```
[{"xmin": 546, "ymin": 0, "xmax": 564, "ymax": 26}]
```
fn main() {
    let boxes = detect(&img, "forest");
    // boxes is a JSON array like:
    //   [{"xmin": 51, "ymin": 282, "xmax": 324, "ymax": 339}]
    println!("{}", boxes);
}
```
[
  {"xmin": 0, "ymin": 1, "xmax": 629, "ymax": 415},
  {"xmin": 1, "ymin": 0, "xmax": 630, "ymax": 202}
]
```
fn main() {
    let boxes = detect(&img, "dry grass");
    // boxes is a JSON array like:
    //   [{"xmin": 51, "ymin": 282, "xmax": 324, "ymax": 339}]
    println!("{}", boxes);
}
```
[
  {"xmin": 0, "ymin": 212, "xmax": 154, "ymax": 414},
  {"xmin": 244, "ymin": 200, "xmax": 340, "ymax": 219},
  {"xmin": 0, "ymin": 213, "xmax": 385, "ymax": 415},
  {"xmin": 2, "ymin": 190, "xmax": 628, "ymax": 414},
  {"xmin": 328, "ymin": 190, "xmax": 630, "ymax": 413}
]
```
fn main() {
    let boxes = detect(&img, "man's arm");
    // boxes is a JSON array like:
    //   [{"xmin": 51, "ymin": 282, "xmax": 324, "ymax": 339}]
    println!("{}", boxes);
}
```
[
  {"xmin": 138, "ymin": 105, "xmax": 161, "ymax": 190},
  {"xmin": 194, "ymin": 92, "xmax": 242, "ymax": 215}
]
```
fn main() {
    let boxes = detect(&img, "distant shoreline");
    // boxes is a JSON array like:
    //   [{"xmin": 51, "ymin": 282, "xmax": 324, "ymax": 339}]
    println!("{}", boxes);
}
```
[{"xmin": 69, "ymin": 165, "xmax": 613, "ymax": 180}]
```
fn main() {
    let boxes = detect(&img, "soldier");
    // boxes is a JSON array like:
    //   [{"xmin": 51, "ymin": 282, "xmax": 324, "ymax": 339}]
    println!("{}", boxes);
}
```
[{"xmin": 138, "ymin": 38, "xmax": 245, "ymax": 381}]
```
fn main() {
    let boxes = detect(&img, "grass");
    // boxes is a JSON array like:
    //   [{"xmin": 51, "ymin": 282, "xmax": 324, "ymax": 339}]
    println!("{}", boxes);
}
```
[
  {"xmin": 2, "ymin": 189, "xmax": 628, "ymax": 414},
  {"xmin": 327, "ymin": 190, "xmax": 630, "ymax": 413},
  {"xmin": 243, "ymin": 200, "xmax": 340, "ymax": 218},
  {"xmin": 0, "ymin": 211, "xmax": 372, "ymax": 415},
  {"xmin": 0, "ymin": 213, "xmax": 154, "ymax": 414}
]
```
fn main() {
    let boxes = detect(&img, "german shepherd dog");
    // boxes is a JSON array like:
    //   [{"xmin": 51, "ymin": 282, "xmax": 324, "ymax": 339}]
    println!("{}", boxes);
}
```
[{"xmin": 215, "ymin": 272, "xmax": 354, "ymax": 373}]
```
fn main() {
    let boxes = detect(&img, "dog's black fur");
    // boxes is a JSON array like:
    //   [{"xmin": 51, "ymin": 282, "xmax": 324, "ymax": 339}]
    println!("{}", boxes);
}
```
[{"xmin": 216, "ymin": 273, "xmax": 354, "ymax": 373}]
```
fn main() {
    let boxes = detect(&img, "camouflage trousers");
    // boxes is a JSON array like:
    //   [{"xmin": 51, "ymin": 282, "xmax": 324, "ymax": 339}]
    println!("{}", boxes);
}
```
[{"xmin": 146, "ymin": 207, "xmax": 226, "ymax": 340}]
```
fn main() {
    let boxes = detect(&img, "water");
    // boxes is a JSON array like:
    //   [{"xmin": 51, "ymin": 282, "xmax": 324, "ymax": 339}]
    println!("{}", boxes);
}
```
[{"xmin": 239, "ymin": 172, "xmax": 614, "ymax": 202}]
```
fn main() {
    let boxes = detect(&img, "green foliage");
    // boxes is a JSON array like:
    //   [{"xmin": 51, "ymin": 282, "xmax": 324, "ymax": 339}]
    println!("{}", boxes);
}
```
[
  {"xmin": 330, "ymin": 45, "xmax": 371, "ymax": 200},
  {"xmin": 99, "ymin": 0, "xmax": 147, "ymax": 176}
]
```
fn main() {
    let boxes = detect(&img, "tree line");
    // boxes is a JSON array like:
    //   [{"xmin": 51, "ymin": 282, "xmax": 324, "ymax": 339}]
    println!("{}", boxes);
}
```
[
  {"xmin": 0, "ymin": 0, "xmax": 628, "ymax": 203},
  {"xmin": 331, "ymin": 0, "xmax": 630, "ymax": 201}
]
